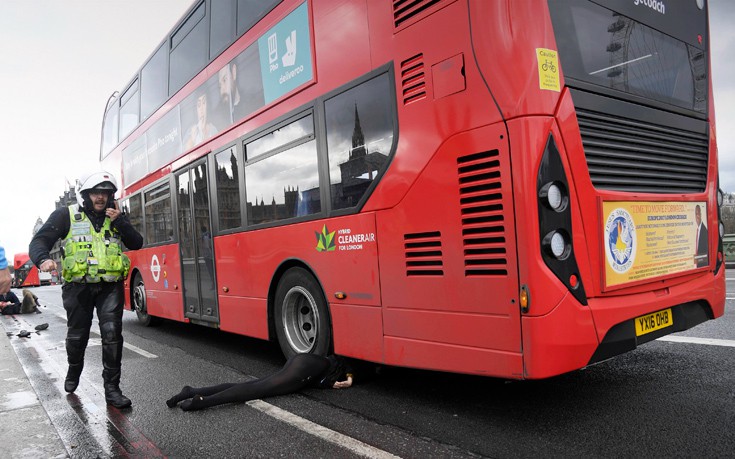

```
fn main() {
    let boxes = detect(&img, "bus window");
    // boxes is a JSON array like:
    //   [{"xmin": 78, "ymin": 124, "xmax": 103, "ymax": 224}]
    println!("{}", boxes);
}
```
[
  {"xmin": 325, "ymin": 73, "xmax": 394, "ymax": 210},
  {"xmin": 170, "ymin": 2, "xmax": 208, "ymax": 95},
  {"xmin": 245, "ymin": 115, "xmax": 320, "ymax": 225},
  {"xmin": 126, "ymin": 194, "xmax": 144, "ymax": 238},
  {"xmin": 141, "ymin": 44, "xmax": 169, "ymax": 121},
  {"xmin": 210, "ymin": 0, "xmax": 236, "ymax": 59},
  {"xmin": 119, "ymin": 79, "xmax": 140, "ymax": 140},
  {"xmin": 236, "ymin": 0, "xmax": 281, "ymax": 37},
  {"xmin": 215, "ymin": 146, "xmax": 241, "ymax": 231},
  {"xmin": 144, "ymin": 183, "xmax": 174, "ymax": 244},
  {"xmin": 245, "ymin": 114, "xmax": 313, "ymax": 160},
  {"xmin": 101, "ymin": 104, "xmax": 118, "ymax": 159}
]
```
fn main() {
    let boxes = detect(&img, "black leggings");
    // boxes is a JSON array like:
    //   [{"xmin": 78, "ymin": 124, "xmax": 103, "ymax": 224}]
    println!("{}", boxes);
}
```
[{"xmin": 168, "ymin": 353, "xmax": 331, "ymax": 411}]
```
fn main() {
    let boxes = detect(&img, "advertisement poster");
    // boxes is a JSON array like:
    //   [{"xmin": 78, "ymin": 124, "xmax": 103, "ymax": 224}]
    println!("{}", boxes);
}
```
[
  {"xmin": 602, "ymin": 201, "xmax": 708, "ymax": 288},
  {"xmin": 258, "ymin": 2, "xmax": 313, "ymax": 104}
]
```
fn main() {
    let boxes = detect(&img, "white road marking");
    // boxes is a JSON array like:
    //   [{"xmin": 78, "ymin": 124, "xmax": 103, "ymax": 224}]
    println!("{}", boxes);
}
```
[
  {"xmin": 54, "ymin": 312, "xmax": 158, "ymax": 358},
  {"xmin": 658, "ymin": 336, "xmax": 735, "ymax": 347},
  {"xmin": 248, "ymin": 400, "xmax": 401, "ymax": 459}
]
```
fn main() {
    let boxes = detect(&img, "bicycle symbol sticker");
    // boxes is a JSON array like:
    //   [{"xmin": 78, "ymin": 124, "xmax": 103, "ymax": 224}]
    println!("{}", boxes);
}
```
[{"xmin": 536, "ymin": 48, "xmax": 560, "ymax": 92}]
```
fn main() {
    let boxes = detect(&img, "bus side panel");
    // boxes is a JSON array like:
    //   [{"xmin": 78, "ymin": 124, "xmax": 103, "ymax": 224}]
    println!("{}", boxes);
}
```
[
  {"xmin": 468, "ymin": 0, "xmax": 562, "ymax": 120},
  {"xmin": 219, "ymin": 297, "xmax": 269, "ymax": 339},
  {"xmin": 383, "ymin": 336, "xmax": 523, "ymax": 378},
  {"xmin": 521, "ymin": 293, "xmax": 598, "ymax": 379},
  {"xmin": 216, "ymin": 214, "xmax": 380, "ymax": 305},
  {"xmin": 125, "ymin": 245, "xmax": 185, "ymax": 322},
  {"xmin": 215, "ymin": 214, "xmax": 382, "ymax": 349},
  {"xmin": 377, "ymin": 122, "xmax": 522, "ymax": 377},
  {"xmin": 364, "ymin": 0, "xmax": 503, "ymax": 213},
  {"xmin": 331, "ymin": 303, "xmax": 384, "ymax": 362}
]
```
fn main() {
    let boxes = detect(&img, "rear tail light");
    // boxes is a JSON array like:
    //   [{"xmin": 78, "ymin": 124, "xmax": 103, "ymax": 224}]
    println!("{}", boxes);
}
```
[{"xmin": 537, "ymin": 135, "xmax": 587, "ymax": 306}]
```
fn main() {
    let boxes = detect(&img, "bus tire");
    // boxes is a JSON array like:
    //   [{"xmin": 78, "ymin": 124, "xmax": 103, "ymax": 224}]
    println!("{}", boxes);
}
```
[
  {"xmin": 274, "ymin": 268, "xmax": 331, "ymax": 358},
  {"xmin": 132, "ymin": 273, "xmax": 161, "ymax": 327}
]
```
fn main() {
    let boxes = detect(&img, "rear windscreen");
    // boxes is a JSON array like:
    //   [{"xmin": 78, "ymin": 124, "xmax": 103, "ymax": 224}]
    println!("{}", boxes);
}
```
[{"xmin": 548, "ymin": 0, "xmax": 708, "ymax": 114}]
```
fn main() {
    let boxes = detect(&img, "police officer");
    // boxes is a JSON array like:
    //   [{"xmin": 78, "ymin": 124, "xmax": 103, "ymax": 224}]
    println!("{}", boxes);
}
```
[{"xmin": 29, "ymin": 171, "xmax": 142, "ymax": 408}]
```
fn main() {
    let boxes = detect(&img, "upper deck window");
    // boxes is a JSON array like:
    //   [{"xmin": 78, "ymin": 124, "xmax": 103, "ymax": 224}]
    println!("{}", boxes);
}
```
[
  {"xmin": 210, "ymin": 0, "xmax": 236, "ymax": 59},
  {"xmin": 141, "ymin": 44, "xmax": 169, "ymax": 121},
  {"xmin": 119, "ymin": 79, "xmax": 140, "ymax": 140},
  {"xmin": 549, "ymin": 0, "xmax": 707, "ymax": 113},
  {"xmin": 237, "ymin": 0, "xmax": 282, "ymax": 36},
  {"xmin": 101, "ymin": 104, "xmax": 119, "ymax": 159},
  {"xmin": 170, "ymin": 2, "xmax": 208, "ymax": 95}
]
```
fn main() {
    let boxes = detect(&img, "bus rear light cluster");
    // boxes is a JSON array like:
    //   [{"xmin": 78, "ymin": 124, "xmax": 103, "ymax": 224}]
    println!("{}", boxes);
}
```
[
  {"xmin": 542, "ymin": 229, "xmax": 570, "ymax": 260},
  {"xmin": 536, "ymin": 135, "xmax": 587, "ymax": 306},
  {"xmin": 539, "ymin": 181, "xmax": 568, "ymax": 212}
]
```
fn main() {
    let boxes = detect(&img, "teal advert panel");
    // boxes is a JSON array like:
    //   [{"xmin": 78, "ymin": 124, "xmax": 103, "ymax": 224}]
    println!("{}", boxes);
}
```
[{"xmin": 258, "ymin": 2, "xmax": 313, "ymax": 104}]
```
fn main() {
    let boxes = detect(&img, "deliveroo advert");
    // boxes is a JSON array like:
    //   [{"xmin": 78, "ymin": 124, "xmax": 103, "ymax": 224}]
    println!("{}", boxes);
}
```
[{"xmin": 258, "ymin": 2, "xmax": 313, "ymax": 104}]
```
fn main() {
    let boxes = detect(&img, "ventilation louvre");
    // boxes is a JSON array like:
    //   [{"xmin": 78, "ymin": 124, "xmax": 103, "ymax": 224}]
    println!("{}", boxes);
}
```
[
  {"xmin": 404, "ymin": 231, "xmax": 443, "ymax": 276},
  {"xmin": 578, "ymin": 109, "xmax": 709, "ymax": 193},
  {"xmin": 400, "ymin": 54, "xmax": 426, "ymax": 105},
  {"xmin": 393, "ymin": 0, "xmax": 445, "ymax": 28},
  {"xmin": 458, "ymin": 150, "xmax": 508, "ymax": 276}
]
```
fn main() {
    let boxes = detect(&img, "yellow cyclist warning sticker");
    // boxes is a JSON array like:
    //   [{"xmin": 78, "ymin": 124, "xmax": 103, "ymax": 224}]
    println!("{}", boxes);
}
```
[{"xmin": 536, "ymin": 48, "xmax": 560, "ymax": 92}]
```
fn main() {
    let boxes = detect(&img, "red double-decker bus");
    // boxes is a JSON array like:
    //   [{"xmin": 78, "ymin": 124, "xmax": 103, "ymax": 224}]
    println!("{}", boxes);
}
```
[
  {"xmin": 14, "ymin": 253, "xmax": 40, "ymax": 288},
  {"xmin": 100, "ymin": 0, "xmax": 726, "ymax": 379}
]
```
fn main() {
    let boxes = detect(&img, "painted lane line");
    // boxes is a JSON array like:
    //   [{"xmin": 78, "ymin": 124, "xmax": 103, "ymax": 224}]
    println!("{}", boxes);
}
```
[
  {"xmin": 54, "ymin": 311, "xmax": 158, "ymax": 358},
  {"xmin": 658, "ymin": 336, "xmax": 735, "ymax": 347},
  {"xmin": 10, "ymin": 322, "xmax": 165, "ymax": 457},
  {"xmin": 248, "ymin": 400, "xmax": 401, "ymax": 459}
]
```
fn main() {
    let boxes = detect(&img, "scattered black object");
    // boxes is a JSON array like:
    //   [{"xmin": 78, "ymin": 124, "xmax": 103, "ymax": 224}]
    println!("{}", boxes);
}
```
[
  {"xmin": 17, "ymin": 330, "xmax": 31, "ymax": 338},
  {"xmin": 35, "ymin": 323, "xmax": 49, "ymax": 331}
]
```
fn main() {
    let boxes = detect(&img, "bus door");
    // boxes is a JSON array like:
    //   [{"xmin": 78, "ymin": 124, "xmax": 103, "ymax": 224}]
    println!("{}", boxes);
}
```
[{"xmin": 176, "ymin": 160, "xmax": 218, "ymax": 324}]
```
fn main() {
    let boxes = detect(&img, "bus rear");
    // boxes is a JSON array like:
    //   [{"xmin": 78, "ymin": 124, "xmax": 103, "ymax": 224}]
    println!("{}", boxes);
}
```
[
  {"xmin": 371, "ymin": 0, "xmax": 724, "ymax": 378},
  {"xmin": 13, "ymin": 253, "xmax": 40, "ymax": 288},
  {"xmin": 483, "ymin": 0, "xmax": 725, "ymax": 377}
]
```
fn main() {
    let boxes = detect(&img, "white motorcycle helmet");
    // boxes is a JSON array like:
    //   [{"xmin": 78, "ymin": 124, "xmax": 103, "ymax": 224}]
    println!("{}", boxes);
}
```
[{"xmin": 75, "ymin": 171, "xmax": 119, "ymax": 208}]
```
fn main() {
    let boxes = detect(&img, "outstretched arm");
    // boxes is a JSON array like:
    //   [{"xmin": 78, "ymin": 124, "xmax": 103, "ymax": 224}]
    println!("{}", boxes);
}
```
[{"xmin": 332, "ymin": 373, "xmax": 353, "ymax": 389}]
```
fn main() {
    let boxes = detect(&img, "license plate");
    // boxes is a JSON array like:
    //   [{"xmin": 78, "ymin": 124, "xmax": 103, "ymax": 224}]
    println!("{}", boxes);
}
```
[{"xmin": 635, "ymin": 308, "xmax": 673, "ymax": 336}]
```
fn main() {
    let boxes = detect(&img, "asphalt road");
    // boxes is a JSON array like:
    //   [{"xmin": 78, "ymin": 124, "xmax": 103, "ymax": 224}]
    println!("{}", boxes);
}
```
[{"xmin": 3, "ymin": 271, "xmax": 734, "ymax": 458}]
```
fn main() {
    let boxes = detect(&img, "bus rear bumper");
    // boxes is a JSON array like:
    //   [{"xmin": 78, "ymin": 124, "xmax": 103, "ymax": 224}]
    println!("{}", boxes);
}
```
[
  {"xmin": 587, "ymin": 300, "xmax": 712, "ymax": 365},
  {"xmin": 521, "ymin": 269, "xmax": 725, "ymax": 379}
]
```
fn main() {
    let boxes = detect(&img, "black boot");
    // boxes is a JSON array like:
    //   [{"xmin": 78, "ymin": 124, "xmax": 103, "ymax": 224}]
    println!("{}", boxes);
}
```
[
  {"xmin": 103, "ymin": 365, "xmax": 132, "ymax": 408},
  {"xmin": 104, "ymin": 380, "xmax": 132, "ymax": 408},
  {"xmin": 65, "ymin": 363, "xmax": 83, "ymax": 393},
  {"xmin": 64, "ymin": 329, "xmax": 88, "ymax": 393},
  {"xmin": 102, "ymin": 331, "xmax": 131, "ymax": 408}
]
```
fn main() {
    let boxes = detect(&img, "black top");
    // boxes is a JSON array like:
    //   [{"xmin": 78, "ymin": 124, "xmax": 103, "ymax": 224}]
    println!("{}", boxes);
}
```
[{"xmin": 0, "ymin": 291, "xmax": 20, "ymax": 305}]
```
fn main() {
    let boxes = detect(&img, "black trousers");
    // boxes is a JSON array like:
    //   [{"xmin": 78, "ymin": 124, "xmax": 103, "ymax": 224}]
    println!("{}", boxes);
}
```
[
  {"xmin": 62, "ymin": 282, "xmax": 124, "ymax": 388},
  {"xmin": 181, "ymin": 353, "xmax": 331, "ymax": 410}
]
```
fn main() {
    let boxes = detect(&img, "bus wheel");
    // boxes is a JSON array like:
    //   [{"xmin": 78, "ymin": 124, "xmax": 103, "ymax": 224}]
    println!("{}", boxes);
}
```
[
  {"xmin": 132, "ymin": 273, "xmax": 161, "ymax": 327},
  {"xmin": 274, "ymin": 268, "xmax": 331, "ymax": 358}
]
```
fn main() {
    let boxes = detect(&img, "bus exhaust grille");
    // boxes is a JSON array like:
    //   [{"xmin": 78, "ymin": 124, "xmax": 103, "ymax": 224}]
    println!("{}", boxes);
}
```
[
  {"xmin": 393, "ymin": 0, "xmax": 450, "ymax": 28},
  {"xmin": 400, "ymin": 54, "xmax": 426, "ymax": 105},
  {"xmin": 577, "ymin": 109, "xmax": 709, "ymax": 193},
  {"xmin": 457, "ymin": 150, "xmax": 508, "ymax": 276},
  {"xmin": 404, "ymin": 231, "xmax": 443, "ymax": 276}
]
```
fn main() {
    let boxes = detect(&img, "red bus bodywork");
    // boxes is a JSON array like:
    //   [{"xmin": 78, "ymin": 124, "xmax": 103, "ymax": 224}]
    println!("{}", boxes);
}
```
[
  {"xmin": 14, "ymin": 253, "xmax": 40, "ymax": 288},
  {"xmin": 104, "ymin": 0, "xmax": 725, "ymax": 379}
]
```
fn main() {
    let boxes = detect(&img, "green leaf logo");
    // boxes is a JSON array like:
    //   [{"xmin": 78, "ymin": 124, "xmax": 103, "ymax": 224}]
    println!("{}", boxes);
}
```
[{"xmin": 315, "ymin": 225, "xmax": 336, "ymax": 252}]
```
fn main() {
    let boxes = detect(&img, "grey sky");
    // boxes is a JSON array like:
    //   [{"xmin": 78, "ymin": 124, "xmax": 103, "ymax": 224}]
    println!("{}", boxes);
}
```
[{"xmin": 0, "ymin": 0, "xmax": 733, "ymax": 261}]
